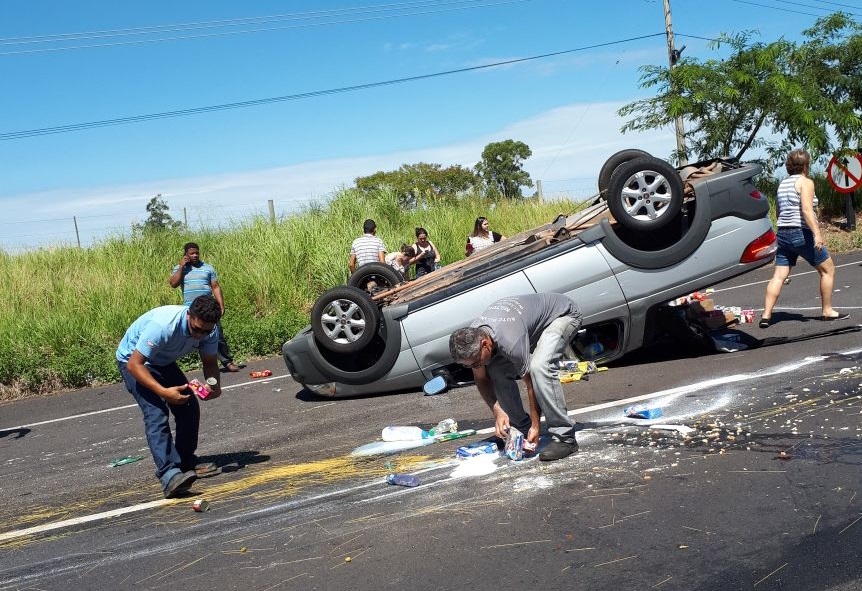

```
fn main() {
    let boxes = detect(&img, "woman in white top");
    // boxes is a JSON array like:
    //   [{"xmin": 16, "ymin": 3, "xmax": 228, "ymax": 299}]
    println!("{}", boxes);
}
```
[
  {"xmin": 384, "ymin": 244, "xmax": 418, "ymax": 280},
  {"xmin": 760, "ymin": 148, "xmax": 848, "ymax": 328},
  {"xmin": 465, "ymin": 216, "xmax": 506, "ymax": 256}
]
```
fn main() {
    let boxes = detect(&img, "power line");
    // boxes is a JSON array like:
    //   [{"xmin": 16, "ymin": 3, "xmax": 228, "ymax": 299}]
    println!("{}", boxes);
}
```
[
  {"xmin": 0, "ymin": 0, "xmax": 511, "ymax": 44},
  {"xmin": 0, "ymin": 0, "xmax": 536, "ymax": 56},
  {"xmin": 725, "ymin": 0, "xmax": 844, "ymax": 18},
  {"xmin": 0, "ymin": 32, "xmax": 666, "ymax": 141},
  {"xmin": 809, "ymin": 0, "xmax": 862, "ymax": 10}
]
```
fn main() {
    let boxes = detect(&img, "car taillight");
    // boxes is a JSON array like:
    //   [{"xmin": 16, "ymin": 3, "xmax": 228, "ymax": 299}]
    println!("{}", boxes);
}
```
[
  {"xmin": 740, "ymin": 229, "xmax": 776, "ymax": 263},
  {"xmin": 750, "ymin": 189, "xmax": 765, "ymax": 200}
]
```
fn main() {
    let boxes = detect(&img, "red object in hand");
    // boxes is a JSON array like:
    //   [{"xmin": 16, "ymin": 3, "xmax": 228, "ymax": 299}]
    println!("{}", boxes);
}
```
[
  {"xmin": 250, "ymin": 370, "xmax": 272, "ymax": 378},
  {"xmin": 188, "ymin": 379, "xmax": 212, "ymax": 400}
]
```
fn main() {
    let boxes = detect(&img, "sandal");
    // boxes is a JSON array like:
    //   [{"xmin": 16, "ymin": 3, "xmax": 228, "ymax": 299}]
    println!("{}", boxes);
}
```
[
  {"xmin": 758, "ymin": 317, "xmax": 771, "ymax": 329},
  {"xmin": 819, "ymin": 313, "xmax": 850, "ymax": 321}
]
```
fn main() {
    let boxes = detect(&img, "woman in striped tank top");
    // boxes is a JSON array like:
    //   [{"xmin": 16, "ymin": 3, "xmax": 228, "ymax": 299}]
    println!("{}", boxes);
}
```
[{"xmin": 759, "ymin": 149, "xmax": 848, "ymax": 328}]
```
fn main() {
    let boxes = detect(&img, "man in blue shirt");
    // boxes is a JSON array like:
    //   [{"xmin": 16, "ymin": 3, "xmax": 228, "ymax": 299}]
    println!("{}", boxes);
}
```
[
  {"xmin": 116, "ymin": 295, "xmax": 223, "ymax": 498},
  {"xmin": 170, "ymin": 242, "xmax": 241, "ymax": 372}
]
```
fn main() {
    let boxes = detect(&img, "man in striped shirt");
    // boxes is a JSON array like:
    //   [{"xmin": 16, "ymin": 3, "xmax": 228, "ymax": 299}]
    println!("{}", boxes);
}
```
[
  {"xmin": 170, "ymin": 242, "xmax": 241, "ymax": 372},
  {"xmin": 349, "ymin": 219, "xmax": 386, "ymax": 274}
]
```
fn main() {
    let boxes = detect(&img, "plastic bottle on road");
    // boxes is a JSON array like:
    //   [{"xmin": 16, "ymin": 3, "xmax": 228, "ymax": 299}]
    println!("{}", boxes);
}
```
[
  {"xmin": 387, "ymin": 473, "xmax": 420, "ymax": 487},
  {"xmin": 381, "ymin": 426, "xmax": 430, "ymax": 441}
]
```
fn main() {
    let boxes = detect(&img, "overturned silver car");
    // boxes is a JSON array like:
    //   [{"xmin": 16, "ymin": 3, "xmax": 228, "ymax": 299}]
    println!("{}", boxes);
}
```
[{"xmin": 282, "ymin": 151, "xmax": 777, "ymax": 397}]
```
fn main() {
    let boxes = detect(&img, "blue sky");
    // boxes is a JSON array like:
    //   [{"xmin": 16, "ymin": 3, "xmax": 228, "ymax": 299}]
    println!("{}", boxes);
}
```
[{"xmin": 0, "ymin": 0, "xmax": 842, "ymax": 251}]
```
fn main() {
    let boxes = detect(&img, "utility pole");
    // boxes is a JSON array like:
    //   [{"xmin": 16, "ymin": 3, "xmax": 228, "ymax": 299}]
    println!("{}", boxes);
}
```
[{"xmin": 663, "ymin": 0, "xmax": 687, "ymax": 165}]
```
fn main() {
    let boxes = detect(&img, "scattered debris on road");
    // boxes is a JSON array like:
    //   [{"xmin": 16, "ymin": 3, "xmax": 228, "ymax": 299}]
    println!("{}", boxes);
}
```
[{"xmin": 108, "ymin": 455, "xmax": 144, "ymax": 467}]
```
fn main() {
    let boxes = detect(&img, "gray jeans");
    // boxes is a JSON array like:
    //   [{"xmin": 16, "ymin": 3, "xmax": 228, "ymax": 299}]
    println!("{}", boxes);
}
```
[{"xmin": 487, "ymin": 315, "xmax": 581, "ymax": 442}]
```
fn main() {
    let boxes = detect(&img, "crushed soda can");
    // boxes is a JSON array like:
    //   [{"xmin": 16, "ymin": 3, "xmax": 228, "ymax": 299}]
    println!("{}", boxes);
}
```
[
  {"xmin": 505, "ymin": 427, "xmax": 525, "ymax": 460},
  {"xmin": 250, "ymin": 370, "xmax": 272, "ymax": 378},
  {"xmin": 188, "ymin": 379, "xmax": 212, "ymax": 400},
  {"xmin": 624, "ymin": 404, "xmax": 663, "ymax": 420},
  {"xmin": 455, "ymin": 441, "xmax": 499, "ymax": 458},
  {"xmin": 192, "ymin": 499, "xmax": 209, "ymax": 512}
]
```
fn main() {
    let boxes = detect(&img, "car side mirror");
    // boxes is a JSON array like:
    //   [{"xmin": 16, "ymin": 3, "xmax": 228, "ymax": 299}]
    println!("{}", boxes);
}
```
[{"xmin": 423, "ymin": 375, "xmax": 448, "ymax": 396}]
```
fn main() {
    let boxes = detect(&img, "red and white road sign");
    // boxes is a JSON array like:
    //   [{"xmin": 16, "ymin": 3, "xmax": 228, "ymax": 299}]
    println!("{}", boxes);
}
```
[{"xmin": 827, "ymin": 152, "xmax": 862, "ymax": 193}]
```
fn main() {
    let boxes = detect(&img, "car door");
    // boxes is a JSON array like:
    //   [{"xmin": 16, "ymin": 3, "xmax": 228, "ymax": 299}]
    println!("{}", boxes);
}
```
[
  {"xmin": 522, "ymin": 241, "xmax": 628, "ymax": 324},
  {"xmin": 400, "ymin": 271, "xmax": 536, "ymax": 375}
]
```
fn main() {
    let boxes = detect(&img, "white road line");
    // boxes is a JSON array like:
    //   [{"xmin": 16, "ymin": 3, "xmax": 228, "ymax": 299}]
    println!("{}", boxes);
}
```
[
  {"xmin": 711, "ymin": 258, "xmax": 862, "ymax": 294},
  {"xmin": 4, "ymin": 349, "xmax": 858, "ymax": 543},
  {"xmin": 0, "ymin": 501, "xmax": 167, "ymax": 542},
  {"xmin": 0, "ymin": 375, "xmax": 288, "ymax": 432}
]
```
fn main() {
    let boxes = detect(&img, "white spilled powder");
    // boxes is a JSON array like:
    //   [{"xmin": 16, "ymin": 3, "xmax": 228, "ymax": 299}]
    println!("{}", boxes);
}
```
[
  {"xmin": 450, "ymin": 454, "xmax": 500, "ymax": 478},
  {"xmin": 512, "ymin": 475, "xmax": 553, "ymax": 491}
]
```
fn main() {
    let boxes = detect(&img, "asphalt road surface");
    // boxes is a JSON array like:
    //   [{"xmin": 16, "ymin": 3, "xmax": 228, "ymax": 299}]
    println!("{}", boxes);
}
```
[{"xmin": 1, "ymin": 252, "xmax": 861, "ymax": 591}]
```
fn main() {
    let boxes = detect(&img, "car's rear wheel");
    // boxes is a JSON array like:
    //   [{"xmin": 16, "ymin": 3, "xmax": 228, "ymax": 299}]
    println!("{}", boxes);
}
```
[
  {"xmin": 311, "ymin": 286, "xmax": 380, "ymax": 353},
  {"xmin": 348, "ymin": 262, "xmax": 402, "ymax": 294},
  {"xmin": 597, "ymin": 149, "xmax": 652, "ymax": 198},
  {"xmin": 607, "ymin": 156, "xmax": 684, "ymax": 231}
]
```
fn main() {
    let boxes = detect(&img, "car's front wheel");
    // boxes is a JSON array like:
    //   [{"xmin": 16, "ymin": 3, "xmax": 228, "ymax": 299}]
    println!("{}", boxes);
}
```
[
  {"xmin": 607, "ymin": 156, "xmax": 684, "ymax": 231},
  {"xmin": 311, "ymin": 286, "xmax": 380, "ymax": 353}
]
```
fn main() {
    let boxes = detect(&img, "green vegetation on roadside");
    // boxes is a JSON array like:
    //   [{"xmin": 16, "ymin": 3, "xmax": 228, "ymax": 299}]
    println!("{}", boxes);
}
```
[{"xmin": 0, "ymin": 188, "xmax": 580, "ymax": 399}]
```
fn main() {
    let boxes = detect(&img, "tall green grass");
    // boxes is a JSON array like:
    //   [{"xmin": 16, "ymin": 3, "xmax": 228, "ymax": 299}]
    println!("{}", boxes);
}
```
[{"xmin": 0, "ymin": 188, "xmax": 579, "ymax": 398}]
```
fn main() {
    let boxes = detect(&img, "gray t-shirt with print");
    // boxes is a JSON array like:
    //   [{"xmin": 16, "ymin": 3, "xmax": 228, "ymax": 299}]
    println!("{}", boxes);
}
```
[{"xmin": 470, "ymin": 293, "xmax": 581, "ymax": 376}]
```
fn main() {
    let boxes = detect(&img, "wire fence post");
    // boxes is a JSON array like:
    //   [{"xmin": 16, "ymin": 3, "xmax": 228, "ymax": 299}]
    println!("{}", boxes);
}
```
[
  {"xmin": 536, "ymin": 179, "xmax": 543, "ymax": 200},
  {"xmin": 73, "ymin": 216, "xmax": 81, "ymax": 248},
  {"xmin": 268, "ymin": 199, "xmax": 276, "ymax": 225},
  {"xmin": 183, "ymin": 207, "xmax": 188, "ymax": 228}
]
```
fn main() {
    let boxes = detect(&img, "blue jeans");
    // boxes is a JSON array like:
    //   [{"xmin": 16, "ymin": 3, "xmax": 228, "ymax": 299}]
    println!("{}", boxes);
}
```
[
  {"xmin": 775, "ymin": 227, "xmax": 830, "ymax": 267},
  {"xmin": 487, "ymin": 315, "xmax": 581, "ymax": 442},
  {"xmin": 117, "ymin": 360, "xmax": 200, "ymax": 490},
  {"xmin": 216, "ymin": 322, "xmax": 235, "ymax": 366}
]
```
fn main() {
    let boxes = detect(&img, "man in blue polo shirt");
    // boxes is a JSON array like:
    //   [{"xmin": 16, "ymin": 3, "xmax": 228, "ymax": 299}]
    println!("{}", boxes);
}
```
[
  {"xmin": 116, "ymin": 295, "xmax": 223, "ymax": 498},
  {"xmin": 170, "ymin": 242, "xmax": 241, "ymax": 372}
]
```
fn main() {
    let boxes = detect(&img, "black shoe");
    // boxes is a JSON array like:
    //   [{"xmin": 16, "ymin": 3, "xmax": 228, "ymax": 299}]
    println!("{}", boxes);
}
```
[
  {"xmin": 163, "ymin": 470, "xmax": 197, "ymax": 498},
  {"xmin": 758, "ymin": 317, "xmax": 770, "ymax": 329},
  {"xmin": 819, "ymin": 313, "xmax": 850, "ymax": 321},
  {"xmin": 539, "ymin": 439, "xmax": 578, "ymax": 462}
]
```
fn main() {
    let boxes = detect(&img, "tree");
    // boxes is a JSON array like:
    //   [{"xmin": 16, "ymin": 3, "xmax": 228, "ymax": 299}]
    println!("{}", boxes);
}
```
[
  {"xmin": 618, "ymin": 13, "xmax": 862, "ymax": 169},
  {"xmin": 133, "ymin": 194, "xmax": 183, "ymax": 233},
  {"xmin": 355, "ymin": 162, "xmax": 480, "ymax": 208},
  {"xmin": 476, "ymin": 139, "xmax": 533, "ymax": 199}
]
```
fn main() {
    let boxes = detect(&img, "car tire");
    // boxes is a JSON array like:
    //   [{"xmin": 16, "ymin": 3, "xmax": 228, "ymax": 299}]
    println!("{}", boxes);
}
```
[
  {"xmin": 348, "ymin": 262, "xmax": 403, "ymax": 293},
  {"xmin": 311, "ymin": 286, "xmax": 380, "ymax": 353},
  {"xmin": 304, "ymin": 316, "xmax": 403, "ymax": 385},
  {"xmin": 597, "ymin": 149, "xmax": 652, "ymax": 199},
  {"xmin": 607, "ymin": 156, "xmax": 684, "ymax": 231}
]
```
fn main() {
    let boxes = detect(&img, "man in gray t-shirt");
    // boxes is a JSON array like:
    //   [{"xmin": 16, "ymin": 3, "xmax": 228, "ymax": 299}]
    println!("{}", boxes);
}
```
[{"xmin": 449, "ymin": 293, "xmax": 582, "ymax": 461}]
